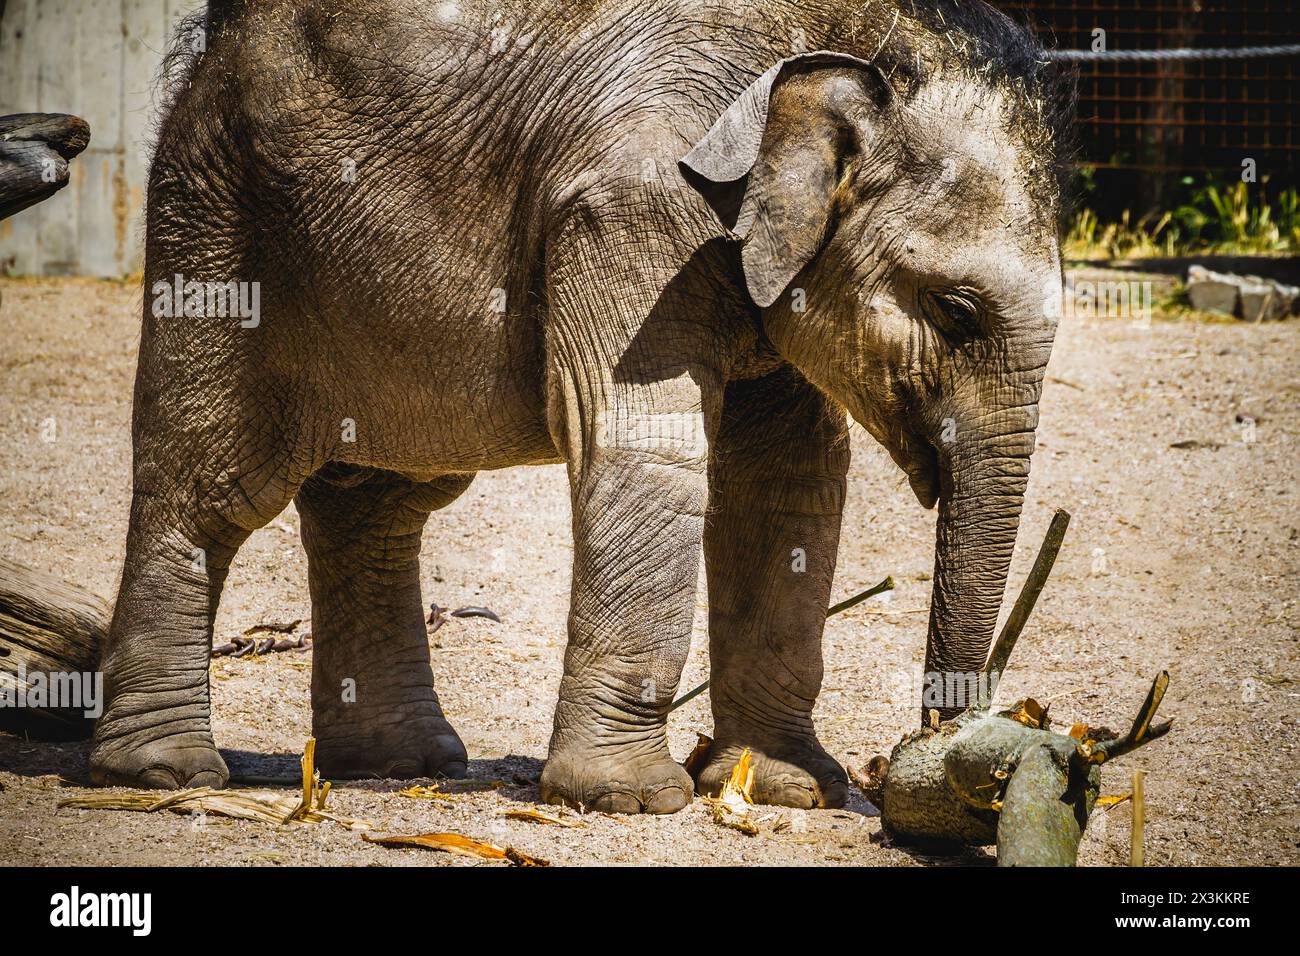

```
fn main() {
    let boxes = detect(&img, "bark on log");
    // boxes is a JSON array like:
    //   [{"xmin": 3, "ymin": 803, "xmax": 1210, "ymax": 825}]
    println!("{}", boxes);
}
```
[
  {"xmin": 871, "ymin": 713, "xmax": 999, "ymax": 848},
  {"xmin": 0, "ymin": 113, "xmax": 91, "ymax": 221},
  {"xmin": 0, "ymin": 557, "xmax": 108, "ymax": 739}
]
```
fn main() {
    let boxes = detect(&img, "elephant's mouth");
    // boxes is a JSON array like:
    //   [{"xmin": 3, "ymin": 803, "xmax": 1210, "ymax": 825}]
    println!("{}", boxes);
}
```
[
  {"xmin": 899, "ymin": 432, "xmax": 942, "ymax": 510},
  {"xmin": 852, "ymin": 409, "xmax": 943, "ymax": 510}
]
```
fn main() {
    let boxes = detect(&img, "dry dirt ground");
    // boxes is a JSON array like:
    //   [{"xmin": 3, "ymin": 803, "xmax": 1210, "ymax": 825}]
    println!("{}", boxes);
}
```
[{"xmin": 1, "ymin": 273, "xmax": 1296, "ymax": 867}]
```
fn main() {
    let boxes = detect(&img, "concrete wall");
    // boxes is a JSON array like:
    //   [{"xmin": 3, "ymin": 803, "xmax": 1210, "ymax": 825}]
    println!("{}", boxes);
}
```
[{"xmin": 0, "ymin": 0, "xmax": 203, "ymax": 276}]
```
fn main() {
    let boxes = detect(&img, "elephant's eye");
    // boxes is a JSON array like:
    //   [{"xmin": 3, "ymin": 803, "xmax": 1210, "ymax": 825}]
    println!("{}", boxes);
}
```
[{"xmin": 923, "ymin": 289, "xmax": 983, "ymax": 345}]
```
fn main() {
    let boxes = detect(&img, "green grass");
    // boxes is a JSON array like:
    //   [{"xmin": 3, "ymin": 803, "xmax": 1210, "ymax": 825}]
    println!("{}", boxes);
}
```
[{"xmin": 1064, "ymin": 175, "xmax": 1300, "ymax": 260}]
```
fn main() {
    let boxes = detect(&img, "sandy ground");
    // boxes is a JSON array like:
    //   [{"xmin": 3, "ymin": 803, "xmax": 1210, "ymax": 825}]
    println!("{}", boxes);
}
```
[{"xmin": 0, "ymin": 273, "xmax": 1296, "ymax": 867}]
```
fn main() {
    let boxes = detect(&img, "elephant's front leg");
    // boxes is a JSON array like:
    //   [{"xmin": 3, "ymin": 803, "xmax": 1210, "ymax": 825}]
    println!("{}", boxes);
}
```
[
  {"xmin": 539, "ymin": 391, "xmax": 710, "ymax": 814},
  {"xmin": 696, "ymin": 367, "xmax": 851, "ymax": 809}
]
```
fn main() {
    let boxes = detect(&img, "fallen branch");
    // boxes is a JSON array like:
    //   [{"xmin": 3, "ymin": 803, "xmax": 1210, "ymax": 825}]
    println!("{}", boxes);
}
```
[{"xmin": 867, "ymin": 681, "xmax": 1171, "ymax": 864}]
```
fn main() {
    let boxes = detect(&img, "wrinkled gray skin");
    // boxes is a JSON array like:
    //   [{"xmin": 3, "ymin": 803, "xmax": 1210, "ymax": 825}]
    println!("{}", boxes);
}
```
[{"xmin": 89, "ymin": 0, "xmax": 1065, "ymax": 813}]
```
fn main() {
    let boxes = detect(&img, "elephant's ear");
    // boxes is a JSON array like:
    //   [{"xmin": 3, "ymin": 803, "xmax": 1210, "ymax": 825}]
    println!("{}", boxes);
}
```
[{"xmin": 680, "ymin": 51, "xmax": 892, "ymax": 308}]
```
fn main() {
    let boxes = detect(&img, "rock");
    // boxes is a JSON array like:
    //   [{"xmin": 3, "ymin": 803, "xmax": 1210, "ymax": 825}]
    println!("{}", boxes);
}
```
[
  {"xmin": 1186, "ymin": 265, "xmax": 1240, "ymax": 316},
  {"xmin": 1244, "ymin": 279, "xmax": 1299, "ymax": 322},
  {"xmin": 1187, "ymin": 265, "xmax": 1299, "ymax": 321},
  {"xmin": 1238, "ymin": 282, "xmax": 1275, "ymax": 322}
]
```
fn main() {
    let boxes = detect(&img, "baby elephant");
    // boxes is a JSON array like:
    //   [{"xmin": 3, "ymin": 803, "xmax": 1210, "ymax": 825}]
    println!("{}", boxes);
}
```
[{"xmin": 79, "ymin": 0, "xmax": 1068, "ymax": 813}]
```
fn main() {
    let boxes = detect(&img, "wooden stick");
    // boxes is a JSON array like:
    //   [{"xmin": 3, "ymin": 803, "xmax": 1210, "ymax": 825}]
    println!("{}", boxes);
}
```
[
  {"xmin": 826, "ymin": 576, "xmax": 896, "ymax": 616},
  {"xmin": 667, "ymin": 679, "xmax": 710, "ymax": 713},
  {"xmin": 983, "ymin": 509, "xmax": 1071, "ymax": 685},
  {"xmin": 668, "ymin": 576, "xmax": 895, "ymax": 712},
  {"xmin": 1130, "ymin": 769, "xmax": 1146, "ymax": 867}
]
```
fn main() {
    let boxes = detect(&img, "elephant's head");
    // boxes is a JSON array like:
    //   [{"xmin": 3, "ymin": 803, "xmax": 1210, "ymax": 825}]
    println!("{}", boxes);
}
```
[{"xmin": 682, "ymin": 46, "xmax": 1070, "ymax": 720}]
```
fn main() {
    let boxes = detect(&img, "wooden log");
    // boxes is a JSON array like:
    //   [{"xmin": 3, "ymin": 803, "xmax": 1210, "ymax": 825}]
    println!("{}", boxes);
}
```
[
  {"xmin": 869, "ymin": 683, "xmax": 1166, "ymax": 865},
  {"xmin": 0, "ymin": 557, "xmax": 109, "ymax": 739},
  {"xmin": 0, "ymin": 113, "xmax": 91, "ymax": 221},
  {"xmin": 877, "ymin": 710, "xmax": 1100, "ymax": 863},
  {"xmin": 0, "ymin": 113, "xmax": 92, "ymax": 153}
]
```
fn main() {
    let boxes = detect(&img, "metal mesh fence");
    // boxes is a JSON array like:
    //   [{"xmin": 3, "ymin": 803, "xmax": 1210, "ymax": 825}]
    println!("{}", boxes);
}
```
[{"xmin": 995, "ymin": 1, "xmax": 1300, "ymax": 184}]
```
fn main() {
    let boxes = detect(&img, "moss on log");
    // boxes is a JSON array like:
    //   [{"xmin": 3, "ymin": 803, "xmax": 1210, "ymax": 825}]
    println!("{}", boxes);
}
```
[{"xmin": 996, "ymin": 741, "xmax": 1095, "ymax": 867}]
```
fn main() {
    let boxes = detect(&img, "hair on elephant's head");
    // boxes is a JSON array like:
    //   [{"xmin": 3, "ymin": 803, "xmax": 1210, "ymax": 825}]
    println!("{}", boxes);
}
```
[{"xmin": 682, "ymin": 28, "xmax": 1072, "ymax": 720}]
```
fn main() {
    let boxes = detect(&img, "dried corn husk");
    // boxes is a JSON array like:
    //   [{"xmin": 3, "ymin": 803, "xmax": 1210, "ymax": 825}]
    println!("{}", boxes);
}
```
[{"xmin": 362, "ymin": 831, "xmax": 548, "ymax": 866}]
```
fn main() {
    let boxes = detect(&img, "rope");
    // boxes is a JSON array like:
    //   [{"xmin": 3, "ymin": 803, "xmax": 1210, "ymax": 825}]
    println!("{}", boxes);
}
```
[{"xmin": 1046, "ymin": 44, "xmax": 1300, "ymax": 63}]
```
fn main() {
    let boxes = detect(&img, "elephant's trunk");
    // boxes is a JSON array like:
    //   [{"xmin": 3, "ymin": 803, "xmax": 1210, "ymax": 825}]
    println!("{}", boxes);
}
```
[{"xmin": 922, "ymin": 415, "xmax": 1035, "ymax": 722}]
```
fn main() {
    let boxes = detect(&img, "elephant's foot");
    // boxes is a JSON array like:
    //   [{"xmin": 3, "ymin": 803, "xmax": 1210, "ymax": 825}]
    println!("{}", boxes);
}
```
[
  {"xmin": 313, "ymin": 709, "xmax": 467, "ymax": 780},
  {"xmin": 90, "ymin": 724, "xmax": 229, "ymax": 790},
  {"xmin": 693, "ymin": 735, "xmax": 847, "ymax": 809},
  {"xmin": 540, "ymin": 743, "xmax": 692, "ymax": 814}
]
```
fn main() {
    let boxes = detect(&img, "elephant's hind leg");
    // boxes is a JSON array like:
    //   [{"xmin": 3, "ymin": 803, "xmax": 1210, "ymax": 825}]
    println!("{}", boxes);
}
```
[
  {"xmin": 696, "ymin": 367, "xmax": 852, "ymax": 809},
  {"xmin": 297, "ymin": 465, "xmax": 472, "ymax": 779}
]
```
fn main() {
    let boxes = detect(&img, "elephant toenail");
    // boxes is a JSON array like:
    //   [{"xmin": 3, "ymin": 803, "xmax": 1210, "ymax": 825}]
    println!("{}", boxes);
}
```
[
  {"xmin": 185, "ymin": 769, "xmax": 227, "ymax": 789},
  {"xmin": 644, "ymin": 785, "xmax": 690, "ymax": 814},
  {"xmin": 433, "ymin": 759, "xmax": 468, "ymax": 779},
  {"xmin": 591, "ymin": 791, "xmax": 643, "ymax": 814}
]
